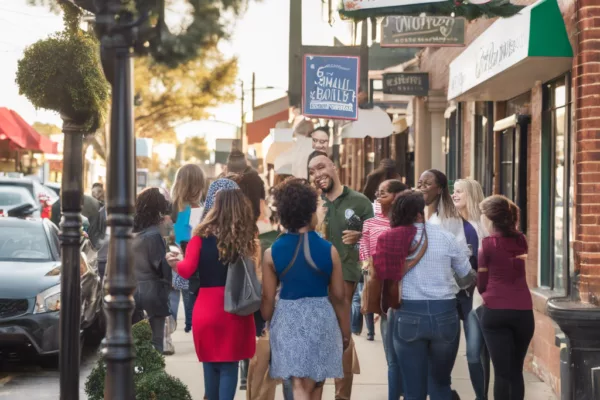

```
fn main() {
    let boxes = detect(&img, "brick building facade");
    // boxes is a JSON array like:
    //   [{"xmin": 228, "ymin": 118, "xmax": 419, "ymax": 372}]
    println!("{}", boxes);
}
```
[{"xmin": 411, "ymin": 0, "xmax": 592, "ymax": 394}]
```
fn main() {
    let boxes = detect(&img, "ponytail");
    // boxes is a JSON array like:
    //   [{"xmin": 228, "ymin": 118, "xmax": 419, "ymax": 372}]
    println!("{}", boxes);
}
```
[{"xmin": 480, "ymin": 195, "xmax": 521, "ymax": 237}]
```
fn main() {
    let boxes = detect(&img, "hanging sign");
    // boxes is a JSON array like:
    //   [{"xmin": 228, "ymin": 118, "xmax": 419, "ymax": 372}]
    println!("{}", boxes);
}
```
[
  {"xmin": 303, "ymin": 54, "xmax": 360, "ymax": 120},
  {"xmin": 381, "ymin": 16, "xmax": 466, "ymax": 47},
  {"xmin": 382, "ymin": 72, "xmax": 429, "ymax": 96},
  {"xmin": 343, "ymin": 0, "xmax": 446, "ymax": 10}
]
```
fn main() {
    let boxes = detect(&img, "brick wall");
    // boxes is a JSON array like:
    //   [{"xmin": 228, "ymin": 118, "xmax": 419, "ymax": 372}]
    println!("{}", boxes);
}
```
[{"xmin": 574, "ymin": 0, "xmax": 600, "ymax": 303}]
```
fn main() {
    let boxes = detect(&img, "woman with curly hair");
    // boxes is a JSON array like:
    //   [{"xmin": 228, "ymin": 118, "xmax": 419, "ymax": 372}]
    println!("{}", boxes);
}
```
[
  {"xmin": 261, "ymin": 178, "xmax": 349, "ymax": 400},
  {"xmin": 132, "ymin": 187, "xmax": 173, "ymax": 353},
  {"xmin": 168, "ymin": 183, "xmax": 257, "ymax": 400}
]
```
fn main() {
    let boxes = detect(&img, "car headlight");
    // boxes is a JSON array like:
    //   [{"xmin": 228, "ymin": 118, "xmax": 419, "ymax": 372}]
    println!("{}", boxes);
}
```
[{"xmin": 34, "ymin": 284, "xmax": 61, "ymax": 313}]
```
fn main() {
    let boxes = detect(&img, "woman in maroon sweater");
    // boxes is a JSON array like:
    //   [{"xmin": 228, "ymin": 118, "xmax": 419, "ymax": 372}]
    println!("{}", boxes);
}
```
[{"xmin": 478, "ymin": 195, "xmax": 533, "ymax": 400}]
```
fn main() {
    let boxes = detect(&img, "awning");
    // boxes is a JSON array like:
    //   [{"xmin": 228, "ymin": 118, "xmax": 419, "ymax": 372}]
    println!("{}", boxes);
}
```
[
  {"xmin": 341, "ymin": 107, "xmax": 394, "ymax": 139},
  {"xmin": 8, "ymin": 110, "xmax": 58, "ymax": 154},
  {"xmin": 262, "ymin": 128, "xmax": 294, "ymax": 165},
  {"xmin": 0, "ymin": 108, "xmax": 28, "ymax": 149},
  {"xmin": 0, "ymin": 109, "xmax": 58, "ymax": 153},
  {"xmin": 246, "ymin": 109, "xmax": 290, "ymax": 145},
  {"xmin": 494, "ymin": 114, "xmax": 518, "ymax": 131},
  {"xmin": 448, "ymin": 0, "xmax": 573, "ymax": 101}
]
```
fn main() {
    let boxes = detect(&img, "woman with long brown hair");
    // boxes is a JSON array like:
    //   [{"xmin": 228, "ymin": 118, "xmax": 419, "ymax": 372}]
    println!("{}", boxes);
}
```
[
  {"xmin": 478, "ymin": 195, "xmax": 532, "ymax": 400},
  {"xmin": 168, "ymin": 180, "xmax": 257, "ymax": 400}
]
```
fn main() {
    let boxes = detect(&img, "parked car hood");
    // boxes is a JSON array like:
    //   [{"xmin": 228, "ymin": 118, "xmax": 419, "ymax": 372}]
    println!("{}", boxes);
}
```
[{"xmin": 0, "ymin": 261, "xmax": 61, "ymax": 299}]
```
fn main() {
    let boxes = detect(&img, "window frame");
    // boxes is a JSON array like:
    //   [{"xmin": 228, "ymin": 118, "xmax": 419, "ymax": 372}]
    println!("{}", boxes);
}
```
[
  {"xmin": 445, "ymin": 104, "xmax": 463, "ymax": 184},
  {"xmin": 474, "ymin": 102, "xmax": 494, "ymax": 196},
  {"xmin": 540, "ymin": 74, "xmax": 572, "ymax": 292}
]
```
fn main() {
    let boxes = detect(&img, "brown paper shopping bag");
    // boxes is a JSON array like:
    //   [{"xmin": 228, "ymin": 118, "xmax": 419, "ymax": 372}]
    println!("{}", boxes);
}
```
[{"xmin": 246, "ymin": 332, "xmax": 277, "ymax": 400}]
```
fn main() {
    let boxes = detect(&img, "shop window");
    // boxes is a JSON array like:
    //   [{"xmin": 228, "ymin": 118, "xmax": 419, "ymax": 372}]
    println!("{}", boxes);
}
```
[
  {"xmin": 474, "ymin": 102, "xmax": 494, "ymax": 196},
  {"xmin": 445, "ymin": 104, "xmax": 462, "ymax": 184},
  {"xmin": 541, "ymin": 75, "xmax": 572, "ymax": 292},
  {"xmin": 498, "ymin": 93, "xmax": 531, "ymax": 232}
]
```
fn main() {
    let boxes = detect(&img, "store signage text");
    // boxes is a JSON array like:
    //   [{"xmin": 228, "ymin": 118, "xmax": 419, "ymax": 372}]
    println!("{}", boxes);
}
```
[
  {"xmin": 383, "ymin": 73, "xmax": 429, "ymax": 96},
  {"xmin": 303, "ymin": 55, "xmax": 359, "ymax": 120},
  {"xmin": 475, "ymin": 35, "xmax": 527, "ymax": 79},
  {"xmin": 381, "ymin": 16, "xmax": 465, "ymax": 47}
]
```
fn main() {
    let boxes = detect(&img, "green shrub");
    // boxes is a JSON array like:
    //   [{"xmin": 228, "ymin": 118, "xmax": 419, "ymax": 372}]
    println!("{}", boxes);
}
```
[
  {"xmin": 85, "ymin": 320, "xmax": 190, "ymax": 399},
  {"xmin": 16, "ymin": 30, "xmax": 109, "ymax": 132},
  {"xmin": 135, "ymin": 371, "xmax": 193, "ymax": 400}
]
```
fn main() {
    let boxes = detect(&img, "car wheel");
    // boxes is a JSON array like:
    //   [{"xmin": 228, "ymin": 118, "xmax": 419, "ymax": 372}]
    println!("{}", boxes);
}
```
[{"xmin": 39, "ymin": 354, "xmax": 59, "ymax": 369}]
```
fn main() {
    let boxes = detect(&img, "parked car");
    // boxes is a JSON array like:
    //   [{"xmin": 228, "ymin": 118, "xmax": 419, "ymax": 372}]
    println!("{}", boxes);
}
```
[
  {"xmin": 0, "ymin": 177, "xmax": 58, "ymax": 219},
  {"xmin": 0, "ymin": 215, "xmax": 104, "ymax": 363}
]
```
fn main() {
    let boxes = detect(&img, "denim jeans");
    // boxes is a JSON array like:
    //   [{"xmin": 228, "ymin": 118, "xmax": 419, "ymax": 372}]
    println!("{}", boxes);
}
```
[
  {"xmin": 351, "ymin": 282, "xmax": 375, "ymax": 336},
  {"xmin": 203, "ymin": 361, "xmax": 239, "ymax": 400},
  {"xmin": 169, "ymin": 289, "xmax": 194, "ymax": 330},
  {"xmin": 382, "ymin": 309, "xmax": 403, "ymax": 400},
  {"xmin": 466, "ymin": 307, "xmax": 491, "ymax": 400},
  {"xmin": 393, "ymin": 299, "xmax": 460, "ymax": 400}
]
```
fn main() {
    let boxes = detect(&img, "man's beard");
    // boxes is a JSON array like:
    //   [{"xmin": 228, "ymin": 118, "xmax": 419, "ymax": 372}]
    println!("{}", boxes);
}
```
[{"xmin": 320, "ymin": 178, "xmax": 335, "ymax": 193}]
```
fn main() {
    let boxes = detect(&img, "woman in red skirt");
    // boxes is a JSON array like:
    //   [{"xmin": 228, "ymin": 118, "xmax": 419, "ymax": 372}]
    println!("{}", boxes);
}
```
[{"xmin": 168, "ymin": 182, "xmax": 257, "ymax": 400}]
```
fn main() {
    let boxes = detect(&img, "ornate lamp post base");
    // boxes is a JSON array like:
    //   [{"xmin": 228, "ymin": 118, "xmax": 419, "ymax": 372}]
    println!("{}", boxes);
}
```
[{"xmin": 547, "ymin": 298, "xmax": 600, "ymax": 400}]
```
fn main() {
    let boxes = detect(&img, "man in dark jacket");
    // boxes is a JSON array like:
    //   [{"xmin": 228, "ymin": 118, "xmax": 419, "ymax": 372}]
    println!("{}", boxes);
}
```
[{"xmin": 51, "ymin": 194, "xmax": 105, "ymax": 251}]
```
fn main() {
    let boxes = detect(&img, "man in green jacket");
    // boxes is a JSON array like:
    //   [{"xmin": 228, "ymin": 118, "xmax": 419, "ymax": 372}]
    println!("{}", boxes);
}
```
[{"xmin": 308, "ymin": 152, "xmax": 374, "ymax": 400}]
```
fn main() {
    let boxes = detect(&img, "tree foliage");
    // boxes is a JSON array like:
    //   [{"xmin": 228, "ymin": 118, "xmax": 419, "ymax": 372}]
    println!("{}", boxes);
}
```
[
  {"xmin": 181, "ymin": 136, "xmax": 210, "ymax": 162},
  {"xmin": 133, "ymin": 51, "xmax": 238, "ymax": 141},
  {"xmin": 32, "ymin": 122, "xmax": 62, "ymax": 137},
  {"xmin": 16, "ymin": 2, "xmax": 110, "ymax": 132}
]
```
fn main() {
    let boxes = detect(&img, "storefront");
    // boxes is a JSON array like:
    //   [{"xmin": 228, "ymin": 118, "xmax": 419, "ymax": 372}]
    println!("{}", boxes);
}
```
[{"xmin": 442, "ymin": 0, "xmax": 574, "ymax": 392}]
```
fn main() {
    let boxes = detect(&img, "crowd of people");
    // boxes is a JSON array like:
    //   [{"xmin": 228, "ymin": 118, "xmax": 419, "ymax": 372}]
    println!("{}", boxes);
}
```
[{"xmin": 120, "ymin": 126, "xmax": 534, "ymax": 400}]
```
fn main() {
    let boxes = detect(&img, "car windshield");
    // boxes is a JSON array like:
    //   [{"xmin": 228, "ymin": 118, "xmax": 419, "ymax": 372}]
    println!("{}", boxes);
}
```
[
  {"xmin": 0, "ymin": 224, "xmax": 52, "ymax": 261},
  {"xmin": 0, "ymin": 186, "xmax": 32, "ymax": 207}
]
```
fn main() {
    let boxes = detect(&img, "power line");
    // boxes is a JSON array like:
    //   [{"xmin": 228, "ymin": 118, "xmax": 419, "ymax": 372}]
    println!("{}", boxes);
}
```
[{"xmin": 0, "ymin": 6, "xmax": 59, "ymax": 18}]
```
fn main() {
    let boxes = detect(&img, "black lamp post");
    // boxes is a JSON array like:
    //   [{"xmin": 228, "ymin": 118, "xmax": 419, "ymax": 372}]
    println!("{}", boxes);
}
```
[
  {"xmin": 58, "ymin": 115, "xmax": 85, "ymax": 400},
  {"xmin": 63, "ymin": 0, "xmax": 161, "ymax": 398}
]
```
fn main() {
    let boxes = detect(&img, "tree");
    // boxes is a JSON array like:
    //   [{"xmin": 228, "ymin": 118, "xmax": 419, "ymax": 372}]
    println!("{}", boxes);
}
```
[
  {"xmin": 181, "ymin": 136, "xmax": 210, "ymax": 162},
  {"xmin": 32, "ymin": 122, "xmax": 62, "ymax": 137},
  {"xmin": 133, "ymin": 52, "xmax": 238, "ymax": 142}
]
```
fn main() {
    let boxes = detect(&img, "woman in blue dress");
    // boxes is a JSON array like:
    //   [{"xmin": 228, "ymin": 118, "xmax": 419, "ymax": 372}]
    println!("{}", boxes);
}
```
[{"xmin": 261, "ymin": 178, "xmax": 350, "ymax": 400}]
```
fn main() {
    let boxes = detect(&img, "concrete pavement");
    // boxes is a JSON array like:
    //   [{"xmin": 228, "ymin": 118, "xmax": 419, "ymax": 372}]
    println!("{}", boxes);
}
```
[{"xmin": 165, "ymin": 308, "xmax": 558, "ymax": 400}]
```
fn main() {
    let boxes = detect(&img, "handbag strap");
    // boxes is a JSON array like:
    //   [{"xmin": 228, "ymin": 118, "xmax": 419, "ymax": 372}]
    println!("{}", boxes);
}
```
[
  {"xmin": 279, "ymin": 232, "xmax": 325, "ymax": 280},
  {"xmin": 279, "ymin": 234, "xmax": 302, "ymax": 280},
  {"xmin": 404, "ymin": 227, "xmax": 428, "ymax": 273}
]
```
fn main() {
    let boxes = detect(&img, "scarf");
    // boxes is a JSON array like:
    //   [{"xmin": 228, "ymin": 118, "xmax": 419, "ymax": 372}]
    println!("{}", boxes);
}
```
[{"xmin": 201, "ymin": 178, "xmax": 240, "ymax": 220}]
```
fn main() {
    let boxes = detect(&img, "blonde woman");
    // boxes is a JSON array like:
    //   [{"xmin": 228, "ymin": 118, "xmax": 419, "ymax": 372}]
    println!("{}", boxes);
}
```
[
  {"xmin": 171, "ymin": 163, "xmax": 206, "ymax": 333},
  {"xmin": 452, "ymin": 178, "xmax": 490, "ymax": 400}
]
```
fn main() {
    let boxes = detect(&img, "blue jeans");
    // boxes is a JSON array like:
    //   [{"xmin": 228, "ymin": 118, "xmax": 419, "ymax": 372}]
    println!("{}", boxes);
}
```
[
  {"xmin": 169, "ymin": 289, "xmax": 193, "ymax": 329},
  {"xmin": 351, "ymin": 282, "xmax": 375, "ymax": 336},
  {"xmin": 382, "ymin": 309, "xmax": 403, "ymax": 400},
  {"xmin": 466, "ymin": 307, "xmax": 491, "ymax": 400},
  {"xmin": 393, "ymin": 299, "xmax": 460, "ymax": 400},
  {"xmin": 203, "ymin": 361, "xmax": 239, "ymax": 400}
]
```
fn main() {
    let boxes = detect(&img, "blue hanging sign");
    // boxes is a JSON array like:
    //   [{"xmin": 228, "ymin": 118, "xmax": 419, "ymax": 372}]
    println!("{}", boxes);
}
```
[{"xmin": 303, "ymin": 54, "xmax": 360, "ymax": 121}]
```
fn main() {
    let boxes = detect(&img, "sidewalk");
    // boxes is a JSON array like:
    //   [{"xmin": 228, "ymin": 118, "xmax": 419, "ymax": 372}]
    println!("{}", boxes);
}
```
[{"xmin": 165, "ymin": 308, "xmax": 557, "ymax": 399}]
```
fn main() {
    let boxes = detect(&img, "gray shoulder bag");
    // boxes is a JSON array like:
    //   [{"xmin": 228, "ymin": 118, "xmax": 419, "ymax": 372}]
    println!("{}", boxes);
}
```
[{"xmin": 224, "ymin": 254, "xmax": 262, "ymax": 316}]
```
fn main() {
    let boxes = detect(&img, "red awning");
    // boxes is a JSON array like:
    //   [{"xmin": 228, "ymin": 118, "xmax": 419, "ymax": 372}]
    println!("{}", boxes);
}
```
[
  {"xmin": 4, "ymin": 109, "xmax": 58, "ymax": 154},
  {"xmin": 0, "ymin": 108, "xmax": 28, "ymax": 148},
  {"xmin": 246, "ymin": 109, "xmax": 290, "ymax": 145}
]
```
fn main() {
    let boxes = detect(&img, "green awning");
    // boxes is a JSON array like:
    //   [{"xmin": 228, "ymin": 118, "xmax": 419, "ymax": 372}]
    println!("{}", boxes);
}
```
[{"xmin": 448, "ymin": 0, "xmax": 572, "ymax": 101}]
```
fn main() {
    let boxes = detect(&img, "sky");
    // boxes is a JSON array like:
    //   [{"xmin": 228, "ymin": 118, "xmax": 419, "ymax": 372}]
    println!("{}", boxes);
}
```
[{"xmin": 0, "ymin": 0, "xmax": 351, "ymax": 150}]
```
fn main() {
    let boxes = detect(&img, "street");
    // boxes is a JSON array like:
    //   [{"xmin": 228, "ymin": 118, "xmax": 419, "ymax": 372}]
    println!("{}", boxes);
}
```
[
  {"xmin": 0, "ymin": 300, "xmax": 558, "ymax": 399},
  {"xmin": 0, "ymin": 344, "xmax": 99, "ymax": 399}
]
